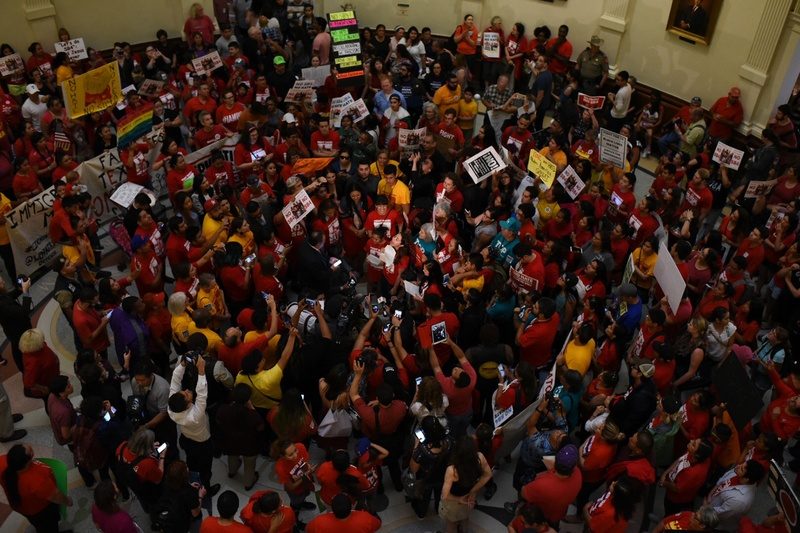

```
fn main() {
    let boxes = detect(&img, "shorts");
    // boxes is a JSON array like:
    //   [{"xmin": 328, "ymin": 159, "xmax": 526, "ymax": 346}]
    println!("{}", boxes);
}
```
[{"xmin": 438, "ymin": 498, "xmax": 471, "ymax": 522}]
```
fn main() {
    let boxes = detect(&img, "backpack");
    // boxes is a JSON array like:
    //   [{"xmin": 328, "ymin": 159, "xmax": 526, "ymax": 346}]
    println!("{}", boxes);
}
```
[
  {"xmin": 126, "ymin": 392, "xmax": 150, "ymax": 427},
  {"xmin": 116, "ymin": 445, "xmax": 149, "ymax": 499}
]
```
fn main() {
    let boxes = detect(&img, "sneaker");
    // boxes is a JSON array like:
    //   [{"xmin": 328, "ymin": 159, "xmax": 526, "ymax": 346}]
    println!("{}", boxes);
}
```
[
  {"xmin": 244, "ymin": 472, "xmax": 259, "ymax": 491},
  {"xmin": 208, "ymin": 484, "xmax": 221, "ymax": 497},
  {"xmin": 12, "ymin": 413, "xmax": 23, "ymax": 423}
]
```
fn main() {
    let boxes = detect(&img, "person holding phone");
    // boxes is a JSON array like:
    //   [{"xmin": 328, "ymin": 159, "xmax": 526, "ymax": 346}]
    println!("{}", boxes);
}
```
[
  {"xmin": 429, "ymin": 338, "xmax": 477, "ymax": 440},
  {"xmin": 115, "ymin": 427, "xmax": 165, "ymax": 512}
]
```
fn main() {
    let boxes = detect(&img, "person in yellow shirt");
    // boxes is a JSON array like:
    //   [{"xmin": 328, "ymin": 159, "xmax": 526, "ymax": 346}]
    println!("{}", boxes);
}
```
[
  {"xmin": 536, "ymin": 187, "xmax": 561, "ymax": 229},
  {"xmin": 539, "ymin": 137, "xmax": 568, "ymax": 173},
  {"xmin": 630, "ymin": 236, "xmax": 659, "ymax": 295},
  {"xmin": 448, "ymin": 252, "xmax": 485, "ymax": 296},
  {"xmin": 369, "ymin": 150, "xmax": 405, "ymax": 180},
  {"xmin": 188, "ymin": 308, "xmax": 224, "ymax": 354},
  {"xmin": 53, "ymin": 52, "xmax": 74, "ymax": 85},
  {"xmin": 227, "ymin": 218, "xmax": 255, "ymax": 257},
  {"xmin": 201, "ymin": 198, "xmax": 229, "ymax": 243},
  {"xmin": 0, "ymin": 192, "xmax": 15, "ymax": 280},
  {"xmin": 235, "ymin": 327, "xmax": 299, "ymax": 410},
  {"xmin": 376, "ymin": 164, "xmax": 410, "ymax": 215},
  {"xmin": 432, "ymin": 72, "xmax": 462, "ymax": 116},
  {"xmin": 457, "ymin": 87, "xmax": 478, "ymax": 141},
  {"xmin": 168, "ymin": 291, "xmax": 194, "ymax": 348},
  {"xmin": 196, "ymin": 273, "xmax": 229, "ymax": 327},
  {"xmin": 557, "ymin": 322, "xmax": 596, "ymax": 377},
  {"xmin": 242, "ymin": 300, "xmax": 279, "ymax": 344}
]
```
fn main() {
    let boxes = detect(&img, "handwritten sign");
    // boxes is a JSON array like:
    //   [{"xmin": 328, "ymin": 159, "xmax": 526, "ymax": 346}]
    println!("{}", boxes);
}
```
[
  {"xmin": 327, "ymin": 10, "xmax": 364, "ymax": 87},
  {"xmin": 301, "ymin": 64, "xmax": 331, "ymax": 87},
  {"xmin": 54, "ymin": 38, "xmax": 88, "ymax": 61},
  {"xmin": 599, "ymin": 128, "xmax": 628, "ymax": 168},
  {"xmin": 527, "ymin": 149, "xmax": 557, "ymax": 189}
]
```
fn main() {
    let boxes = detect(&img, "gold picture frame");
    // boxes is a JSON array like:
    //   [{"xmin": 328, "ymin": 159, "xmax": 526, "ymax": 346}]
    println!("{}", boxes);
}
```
[{"xmin": 666, "ymin": 0, "xmax": 722, "ymax": 46}]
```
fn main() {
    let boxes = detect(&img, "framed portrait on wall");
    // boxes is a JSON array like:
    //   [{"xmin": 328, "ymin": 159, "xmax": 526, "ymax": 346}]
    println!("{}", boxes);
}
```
[{"xmin": 666, "ymin": 0, "xmax": 722, "ymax": 46}]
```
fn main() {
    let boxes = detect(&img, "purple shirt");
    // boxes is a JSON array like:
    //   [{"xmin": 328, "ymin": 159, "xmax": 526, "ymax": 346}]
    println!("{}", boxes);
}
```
[{"xmin": 92, "ymin": 505, "xmax": 138, "ymax": 533}]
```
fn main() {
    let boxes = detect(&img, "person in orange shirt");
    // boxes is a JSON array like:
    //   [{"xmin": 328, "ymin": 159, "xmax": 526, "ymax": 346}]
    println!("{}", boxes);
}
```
[
  {"xmin": 453, "ymin": 14, "xmax": 478, "ymax": 75},
  {"xmin": 200, "ymin": 490, "xmax": 252, "ymax": 532},
  {"xmin": 240, "ymin": 490, "xmax": 296, "ymax": 533}
]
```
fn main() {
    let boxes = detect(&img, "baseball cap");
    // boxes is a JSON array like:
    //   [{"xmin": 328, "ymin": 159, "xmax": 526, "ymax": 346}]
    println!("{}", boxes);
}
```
[
  {"xmin": 26, "ymin": 84, "xmax": 39, "ymax": 95},
  {"xmin": 233, "ymin": 58, "xmax": 246, "ymax": 68},
  {"xmin": 630, "ymin": 357, "xmax": 655, "ymax": 378},
  {"xmin": 500, "ymin": 218, "xmax": 520, "ymax": 233},
  {"xmin": 286, "ymin": 175, "xmax": 302, "ymax": 189},
  {"xmin": 273, "ymin": 55, "xmax": 286, "ymax": 66},
  {"xmin": 356, "ymin": 437, "xmax": 371, "ymax": 456},
  {"xmin": 246, "ymin": 175, "xmax": 260, "ymax": 187},
  {"xmin": 555, "ymin": 444, "xmax": 578, "ymax": 470},
  {"xmin": 131, "ymin": 235, "xmax": 148, "ymax": 252},
  {"xmin": 619, "ymin": 282, "xmax": 638, "ymax": 298},
  {"xmin": 690, "ymin": 96, "xmax": 702, "ymax": 105},
  {"xmin": 203, "ymin": 198, "xmax": 219, "ymax": 211},
  {"xmin": 283, "ymin": 112, "xmax": 297, "ymax": 124}
]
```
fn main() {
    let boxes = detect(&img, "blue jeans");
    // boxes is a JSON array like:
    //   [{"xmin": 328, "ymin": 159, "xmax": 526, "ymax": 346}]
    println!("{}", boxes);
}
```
[{"xmin": 657, "ymin": 131, "xmax": 680, "ymax": 155}]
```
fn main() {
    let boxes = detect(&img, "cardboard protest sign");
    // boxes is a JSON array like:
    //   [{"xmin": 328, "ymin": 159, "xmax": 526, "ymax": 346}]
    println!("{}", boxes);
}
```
[
  {"xmin": 464, "ymin": 146, "xmax": 506, "ymax": 184},
  {"xmin": 577, "ymin": 92, "xmax": 606, "ymax": 110},
  {"xmin": 282, "ymin": 190, "xmax": 315, "ymax": 228},
  {"xmin": 54, "ymin": 38, "xmax": 88, "ymax": 61},
  {"xmin": 398, "ymin": 127, "xmax": 426, "ymax": 155},
  {"xmin": 327, "ymin": 10, "xmax": 364, "ymax": 87},
  {"xmin": 481, "ymin": 32, "xmax": 501, "ymax": 58},
  {"xmin": 301, "ymin": 65, "xmax": 331, "ymax": 87},
  {"xmin": 0, "ymin": 54, "xmax": 23, "ymax": 76},
  {"xmin": 110, "ymin": 182, "xmax": 155, "ymax": 208},
  {"xmin": 599, "ymin": 128, "xmax": 627, "ymax": 168},
  {"xmin": 744, "ymin": 179, "xmax": 777, "ymax": 199},
  {"xmin": 527, "ymin": 149, "xmax": 557, "ymax": 189},
  {"xmin": 341, "ymin": 98, "xmax": 369, "ymax": 123},
  {"xmin": 492, "ymin": 388, "xmax": 514, "ymax": 427},
  {"xmin": 712, "ymin": 354, "xmax": 763, "ymax": 430},
  {"xmin": 712, "ymin": 141, "xmax": 744, "ymax": 170},
  {"xmin": 330, "ymin": 94, "xmax": 354, "ymax": 127},
  {"xmin": 557, "ymin": 165, "xmax": 585, "ymax": 199},
  {"xmin": 654, "ymin": 242, "xmax": 687, "ymax": 315},
  {"xmin": 62, "ymin": 62, "xmax": 123, "ymax": 119},
  {"xmin": 138, "ymin": 79, "xmax": 165, "ymax": 97},
  {"xmin": 192, "ymin": 51, "xmax": 224, "ymax": 76}
]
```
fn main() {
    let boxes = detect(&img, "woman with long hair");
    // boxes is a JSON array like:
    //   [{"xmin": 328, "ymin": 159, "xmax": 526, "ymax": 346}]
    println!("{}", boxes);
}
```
[
  {"xmin": 685, "ymin": 247, "xmax": 719, "ymax": 304},
  {"xmin": 156, "ymin": 460, "xmax": 202, "ymax": 531},
  {"xmin": 672, "ymin": 316, "xmax": 711, "ymax": 390},
  {"xmin": 410, "ymin": 415, "xmax": 452, "ymax": 518},
  {"xmin": 267, "ymin": 388, "xmax": 316, "ymax": 444},
  {"xmin": 383, "ymin": 231, "xmax": 411, "ymax": 297},
  {"xmin": 439, "ymin": 436, "xmax": 492, "ymax": 532},
  {"xmin": 410, "ymin": 376, "xmax": 449, "ymax": 426},
  {"xmin": 19, "ymin": 328, "xmax": 60, "ymax": 411},
  {"xmin": 583, "ymin": 474, "xmax": 643, "ymax": 532},
  {"xmin": 91, "ymin": 480, "xmax": 137, "ymax": 533},
  {"xmin": 0, "ymin": 444, "xmax": 72, "ymax": 532},
  {"xmin": 115, "ymin": 426, "xmax": 165, "ymax": 511},
  {"xmin": 217, "ymin": 241, "xmax": 252, "ymax": 319}
]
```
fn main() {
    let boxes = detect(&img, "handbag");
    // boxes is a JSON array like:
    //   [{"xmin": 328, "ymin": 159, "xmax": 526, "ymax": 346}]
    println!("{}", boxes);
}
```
[
  {"xmin": 401, "ymin": 468, "xmax": 419, "ymax": 499},
  {"xmin": 317, "ymin": 408, "xmax": 354, "ymax": 438}
]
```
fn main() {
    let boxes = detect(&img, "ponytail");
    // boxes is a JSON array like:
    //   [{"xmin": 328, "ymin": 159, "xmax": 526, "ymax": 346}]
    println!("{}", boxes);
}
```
[{"xmin": 3, "ymin": 445, "xmax": 31, "ymax": 508}]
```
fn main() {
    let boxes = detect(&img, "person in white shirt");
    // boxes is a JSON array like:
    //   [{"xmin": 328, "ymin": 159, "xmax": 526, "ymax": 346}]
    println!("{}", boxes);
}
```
[
  {"xmin": 215, "ymin": 26, "xmax": 236, "ymax": 58},
  {"xmin": 704, "ymin": 460, "xmax": 765, "ymax": 531},
  {"xmin": 168, "ymin": 353, "xmax": 221, "ymax": 496},
  {"xmin": 21, "ymin": 84, "xmax": 48, "ymax": 132},
  {"xmin": 607, "ymin": 70, "xmax": 632, "ymax": 132}
]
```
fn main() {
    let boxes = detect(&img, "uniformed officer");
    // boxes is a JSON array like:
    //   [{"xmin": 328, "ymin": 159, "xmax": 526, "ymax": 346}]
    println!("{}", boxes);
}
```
[{"xmin": 576, "ymin": 35, "xmax": 609, "ymax": 96}]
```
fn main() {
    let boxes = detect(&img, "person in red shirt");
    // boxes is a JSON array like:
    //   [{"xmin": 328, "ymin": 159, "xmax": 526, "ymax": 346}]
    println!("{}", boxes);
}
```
[
  {"xmin": 433, "ymin": 108, "xmax": 465, "ymax": 161},
  {"xmin": 121, "ymin": 140, "xmax": 153, "ymax": 187},
  {"xmin": 200, "ymin": 490, "xmax": 251, "ymax": 532},
  {"xmin": 315, "ymin": 450, "xmax": 371, "ymax": 506},
  {"xmin": 165, "ymin": 216, "xmax": 190, "ymax": 271},
  {"xmin": 12, "ymin": 157, "xmax": 43, "ymax": 200},
  {"xmin": 629, "ymin": 196, "xmax": 660, "ymax": 247},
  {"xmin": 273, "ymin": 440, "xmax": 317, "ymax": 519},
  {"xmin": 183, "ymin": 82, "xmax": 217, "ymax": 128},
  {"xmin": 429, "ymin": 338, "xmax": 476, "ymax": 440},
  {"xmin": 72, "ymin": 287, "xmax": 111, "ymax": 356},
  {"xmin": 240, "ymin": 490, "xmax": 295, "ymax": 533},
  {"xmin": 130, "ymin": 235, "xmax": 164, "ymax": 296},
  {"xmin": 192, "ymin": 111, "xmax": 229, "ymax": 148},
  {"xmin": 708, "ymin": 87, "xmax": 744, "ymax": 141},
  {"xmin": 521, "ymin": 444, "xmax": 582, "ymax": 527},
  {"xmin": 679, "ymin": 391, "xmax": 713, "ymax": 446},
  {"xmin": 605, "ymin": 430, "xmax": 657, "ymax": 486},
  {"xmin": 310, "ymin": 118, "xmax": 341, "ymax": 157},
  {"xmin": 434, "ymin": 174, "xmax": 464, "ymax": 214},
  {"xmin": 583, "ymin": 475, "xmax": 642, "ymax": 533},
  {"xmin": 577, "ymin": 420, "xmax": 623, "ymax": 508},
  {"xmin": 759, "ymin": 361, "xmax": 800, "ymax": 441},
  {"xmin": 660, "ymin": 438, "xmax": 713, "ymax": 515},
  {"xmin": 215, "ymin": 89, "xmax": 245, "ymax": 132},
  {"xmin": 417, "ymin": 293, "xmax": 460, "ymax": 364},
  {"xmin": 501, "ymin": 113, "xmax": 533, "ymax": 160},
  {"xmin": 516, "ymin": 297, "xmax": 560, "ymax": 368},
  {"xmin": 606, "ymin": 172, "xmax": 636, "ymax": 224},
  {"xmin": 166, "ymin": 154, "xmax": 199, "ymax": 206},
  {"xmin": 679, "ymin": 168, "xmax": 713, "ymax": 219},
  {"xmin": 0, "ymin": 444, "xmax": 71, "ymax": 531},
  {"xmin": 204, "ymin": 152, "xmax": 237, "ymax": 193},
  {"xmin": 307, "ymin": 493, "xmax": 381, "ymax": 533},
  {"xmin": 544, "ymin": 24, "xmax": 573, "ymax": 75},
  {"xmin": 735, "ymin": 226, "xmax": 767, "ymax": 276},
  {"xmin": 364, "ymin": 196, "xmax": 402, "ymax": 238},
  {"xmin": 509, "ymin": 244, "xmax": 545, "ymax": 294}
]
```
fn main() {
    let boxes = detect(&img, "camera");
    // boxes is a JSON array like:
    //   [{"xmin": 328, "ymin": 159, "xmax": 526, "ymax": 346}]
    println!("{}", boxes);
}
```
[
  {"xmin": 356, "ymin": 349, "xmax": 378, "ymax": 369},
  {"xmin": 183, "ymin": 350, "xmax": 202, "ymax": 365}
]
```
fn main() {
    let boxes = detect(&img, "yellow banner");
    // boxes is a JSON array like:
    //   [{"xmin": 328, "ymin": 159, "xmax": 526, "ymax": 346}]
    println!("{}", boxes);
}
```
[
  {"xmin": 527, "ymin": 149, "xmax": 557, "ymax": 189},
  {"xmin": 61, "ymin": 62, "xmax": 123, "ymax": 119}
]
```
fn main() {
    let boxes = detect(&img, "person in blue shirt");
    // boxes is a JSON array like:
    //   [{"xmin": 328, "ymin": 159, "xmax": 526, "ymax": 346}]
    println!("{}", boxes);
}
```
[
  {"xmin": 488, "ymin": 219, "xmax": 520, "ymax": 268},
  {"xmin": 373, "ymin": 76, "xmax": 407, "ymax": 117},
  {"xmin": 614, "ymin": 282, "xmax": 643, "ymax": 341}
]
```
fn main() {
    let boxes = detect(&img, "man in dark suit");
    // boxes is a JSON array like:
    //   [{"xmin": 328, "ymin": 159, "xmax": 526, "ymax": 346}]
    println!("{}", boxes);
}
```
[
  {"xmin": 294, "ymin": 231, "xmax": 331, "ymax": 296},
  {"xmin": 676, "ymin": 0, "xmax": 709, "ymax": 36}
]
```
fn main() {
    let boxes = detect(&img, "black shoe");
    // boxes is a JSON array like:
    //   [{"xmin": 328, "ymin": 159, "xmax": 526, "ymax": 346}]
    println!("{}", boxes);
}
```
[
  {"xmin": 0, "ymin": 429, "xmax": 27, "ymax": 442},
  {"xmin": 503, "ymin": 501, "xmax": 518, "ymax": 514},
  {"xmin": 244, "ymin": 472, "xmax": 259, "ymax": 491},
  {"xmin": 484, "ymin": 483, "xmax": 496, "ymax": 501},
  {"xmin": 208, "ymin": 483, "xmax": 221, "ymax": 497},
  {"xmin": 12, "ymin": 413, "xmax": 23, "ymax": 423},
  {"xmin": 300, "ymin": 501, "xmax": 316, "ymax": 510}
]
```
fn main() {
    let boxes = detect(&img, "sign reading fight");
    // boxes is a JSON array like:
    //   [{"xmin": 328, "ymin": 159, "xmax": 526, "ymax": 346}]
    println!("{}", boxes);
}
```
[{"xmin": 327, "ymin": 10, "xmax": 364, "ymax": 87}]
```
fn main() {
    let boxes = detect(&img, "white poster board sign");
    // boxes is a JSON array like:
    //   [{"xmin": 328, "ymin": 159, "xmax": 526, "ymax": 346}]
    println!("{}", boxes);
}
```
[
  {"xmin": 282, "ymin": 189, "xmax": 315, "ymax": 228},
  {"xmin": 599, "ymin": 128, "xmax": 627, "ymax": 168},
  {"xmin": 712, "ymin": 142, "xmax": 745, "ymax": 170},
  {"xmin": 654, "ymin": 242, "xmax": 687, "ymax": 315},
  {"xmin": 464, "ymin": 146, "xmax": 507, "ymax": 184},
  {"xmin": 54, "ymin": 38, "xmax": 88, "ymax": 61},
  {"xmin": 557, "ymin": 165, "xmax": 586, "ymax": 199}
]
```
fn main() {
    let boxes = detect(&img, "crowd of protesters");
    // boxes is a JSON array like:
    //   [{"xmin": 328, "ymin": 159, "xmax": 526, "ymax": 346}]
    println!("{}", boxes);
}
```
[{"xmin": 0, "ymin": 1, "xmax": 798, "ymax": 532}]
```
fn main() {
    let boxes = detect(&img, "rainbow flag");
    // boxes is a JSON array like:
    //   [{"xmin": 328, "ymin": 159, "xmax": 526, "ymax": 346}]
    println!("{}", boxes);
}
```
[{"xmin": 117, "ymin": 103, "xmax": 153, "ymax": 149}]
